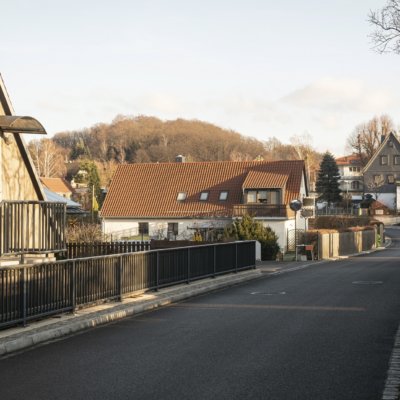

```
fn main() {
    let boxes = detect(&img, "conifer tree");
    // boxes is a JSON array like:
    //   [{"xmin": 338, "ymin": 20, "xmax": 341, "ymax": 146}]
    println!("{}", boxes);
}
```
[
  {"xmin": 316, "ymin": 152, "xmax": 342, "ymax": 204},
  {"xmin": 224, "ymin": 214, "xmax": 280, "ymax": 260}
]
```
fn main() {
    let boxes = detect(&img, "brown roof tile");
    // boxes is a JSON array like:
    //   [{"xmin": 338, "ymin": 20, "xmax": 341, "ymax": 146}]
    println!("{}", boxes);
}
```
[
  {"xmin": 40, "ymin": 177, "xmax": 73, "ymax": 194},
  {"xmin": 336, "ymin": 154, "xmax": 362, "ymax": 166},
  {"xmin": 243, "ymin": 170, "xmax": 288, "ymax": 189},
  {"xmin": 101, "ymin": 160, "xmax": 306, "ymax": 218}
]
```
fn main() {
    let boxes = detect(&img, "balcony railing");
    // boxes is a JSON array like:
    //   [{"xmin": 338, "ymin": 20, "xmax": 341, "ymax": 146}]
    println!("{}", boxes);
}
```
[
  {"xmin": 0, "ymin": 201, "xmax": 66, "ymax": 257},
  {"xmin": 232, "ymin": 204, "xmax": 293, "ymax": 218}
]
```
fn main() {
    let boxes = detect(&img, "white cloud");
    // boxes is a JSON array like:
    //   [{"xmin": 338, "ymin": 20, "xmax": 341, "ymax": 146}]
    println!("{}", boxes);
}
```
[{"xmin": 280, "ymin": 77, "xmax": 395, "ymax": 113}]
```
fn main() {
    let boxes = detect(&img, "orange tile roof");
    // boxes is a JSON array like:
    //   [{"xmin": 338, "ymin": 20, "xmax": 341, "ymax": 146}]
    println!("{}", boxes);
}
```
[
  {"xmin": 243, "ymin": 170, "xmax": 288, "ymax": 189},
  {"xmin": 40, "ymin": 177, "xmax": 73, "ymax": 194},
  {"xmin": 336, "ymin": 154, "xmax": 362, "ymax": 166},
  {"xmin": 101, "ymin": 160, "xmax": 306, "ymax": 218}
]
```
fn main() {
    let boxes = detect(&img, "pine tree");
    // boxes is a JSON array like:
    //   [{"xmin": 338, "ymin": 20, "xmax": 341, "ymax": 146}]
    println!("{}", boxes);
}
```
[{"xmin": 316, "ymin": 152, "xmax": 342, "ymax": 204}]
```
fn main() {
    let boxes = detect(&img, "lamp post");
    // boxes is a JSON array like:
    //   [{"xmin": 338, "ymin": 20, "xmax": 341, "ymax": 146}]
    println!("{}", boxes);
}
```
[{"xmin": 290, "ymin": 200, "xmax": 303, "ymax": 261}]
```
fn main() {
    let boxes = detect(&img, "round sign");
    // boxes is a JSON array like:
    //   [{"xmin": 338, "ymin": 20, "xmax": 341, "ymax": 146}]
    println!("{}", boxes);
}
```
[{"xmin": 289, "ymin": 199, "xmax": 302, "ymax": 212}]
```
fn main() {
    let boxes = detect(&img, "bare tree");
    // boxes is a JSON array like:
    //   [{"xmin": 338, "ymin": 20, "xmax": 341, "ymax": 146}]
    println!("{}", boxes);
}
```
[
  {"xmin": 369, "ymin": 0, "xmax": 400, "ymax": 54},
  {"xmin": 347, "ymin": 115, "xmax": 395, "ymax": 165},
  {"xmin": 28, "ymin": 139, "xmax": 67, "ymax": 177},
  {"xmin": 364, "ymin": 175, "xmax": 385, "ymax": 201}
]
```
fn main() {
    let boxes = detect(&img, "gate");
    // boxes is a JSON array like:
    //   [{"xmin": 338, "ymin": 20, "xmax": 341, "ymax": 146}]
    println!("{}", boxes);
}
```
[{"xmin": 286, "ymin": 229, "xmax": 305, "ymax": 252}]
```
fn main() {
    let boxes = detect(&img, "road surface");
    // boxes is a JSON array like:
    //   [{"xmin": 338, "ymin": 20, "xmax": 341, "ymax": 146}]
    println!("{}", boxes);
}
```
[{"xmin": 1, "ymin": 229, "xmax": 400, "ymax": 399}]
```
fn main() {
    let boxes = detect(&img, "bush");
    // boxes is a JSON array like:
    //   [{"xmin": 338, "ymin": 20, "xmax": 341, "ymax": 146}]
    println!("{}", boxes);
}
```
[
  {"xmin": 311, "ymin": 216, "xmax": 374, "ymax": 230},
  {"xmin": 224, "ymin": 214, "xmax": 280, "ymax": 260},
  {"xmin": 66, "ymin": 223, "xmax": 102, "ymax": 243}
]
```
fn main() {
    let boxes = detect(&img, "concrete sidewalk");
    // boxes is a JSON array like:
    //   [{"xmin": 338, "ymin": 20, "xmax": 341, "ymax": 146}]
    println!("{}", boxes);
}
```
[{"xmin": 0, "ymin": 260, "xmax": 320, "ymax": 358}]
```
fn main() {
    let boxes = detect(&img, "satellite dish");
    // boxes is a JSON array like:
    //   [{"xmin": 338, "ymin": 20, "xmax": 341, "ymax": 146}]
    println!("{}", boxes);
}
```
[{"xmin": 290, "ymin": 199, "xmax": 302, "ymax": 212}]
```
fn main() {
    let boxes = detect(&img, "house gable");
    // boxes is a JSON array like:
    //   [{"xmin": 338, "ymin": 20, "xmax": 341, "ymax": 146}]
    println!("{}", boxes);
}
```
[
  {"xmin": 0, "ymin": 74, "xmax": 45, "ymax": 201},
  {"xmin": 363, "ymin": 132, "xmax": 400, "ymax": 194},
  {"xmin": 40, "ymin": 177, "xmax": 73, "ymax": 198}
]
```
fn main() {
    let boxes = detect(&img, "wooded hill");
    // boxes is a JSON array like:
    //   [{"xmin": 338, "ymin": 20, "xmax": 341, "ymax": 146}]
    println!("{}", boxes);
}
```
[{"xmin": 28, "ymin": 115, "xmax": 322, "ymax": 187}]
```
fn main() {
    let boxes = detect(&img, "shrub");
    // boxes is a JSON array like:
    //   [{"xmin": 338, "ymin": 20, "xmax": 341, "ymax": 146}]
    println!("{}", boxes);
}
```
[
  {"xmin": 224, "ymin": 214, "xmax": 280, "ymax": 260},
  {"xmin": 311, "ymin": 216, "xmax": 374, "ymax": 230},
  {"xmin": 66, "ymin": 223, "xmax": 102, "ymax": 243}
]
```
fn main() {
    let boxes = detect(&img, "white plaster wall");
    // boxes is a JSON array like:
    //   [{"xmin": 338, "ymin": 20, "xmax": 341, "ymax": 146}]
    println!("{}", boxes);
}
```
[
  {"xmin": 260, "ymin": 219, "xmax": 295, "ymax": 252},
  {"xmin": 104, "ymin": 216, "xmax": 293, "ymax": 250},
  {"xmin": 300, "ymin": 173, "xmax": 307, "ymax": 199},
  {"xmin": 397, "ymin": 186, "xmax": 400, "ymax": 210},
  {"xmin": 102, "ymin": 218, "xmax": 231, "ymax": 240}
]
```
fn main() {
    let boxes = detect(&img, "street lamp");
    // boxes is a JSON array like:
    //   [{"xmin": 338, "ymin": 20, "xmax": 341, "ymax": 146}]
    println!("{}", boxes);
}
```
[{"xmin": 290, "ymin": 199, "xmax": 302, "ymax": 261}]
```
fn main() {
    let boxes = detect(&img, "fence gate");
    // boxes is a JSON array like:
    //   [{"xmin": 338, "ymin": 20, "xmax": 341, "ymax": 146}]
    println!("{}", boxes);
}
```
[{"xmin": 286, "ymin": 229, "xmax": 305, "ymax": 252}]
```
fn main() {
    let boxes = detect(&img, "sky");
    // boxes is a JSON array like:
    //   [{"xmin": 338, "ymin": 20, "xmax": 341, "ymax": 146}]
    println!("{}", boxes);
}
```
[{"xmin": 1, "ymin": 0, "xmax": 399, "ymax": 156}]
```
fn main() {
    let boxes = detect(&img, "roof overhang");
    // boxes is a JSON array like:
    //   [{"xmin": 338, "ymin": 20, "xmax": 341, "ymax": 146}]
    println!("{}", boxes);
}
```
[{"xmin": 0, "ymin": 115, "xmax": 47, "ymax": 135}]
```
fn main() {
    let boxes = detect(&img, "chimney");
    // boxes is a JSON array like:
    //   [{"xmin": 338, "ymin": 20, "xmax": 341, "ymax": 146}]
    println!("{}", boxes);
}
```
[{"xmin": 175, "ymin": 155, "xmax": 186, "ymax": 163}]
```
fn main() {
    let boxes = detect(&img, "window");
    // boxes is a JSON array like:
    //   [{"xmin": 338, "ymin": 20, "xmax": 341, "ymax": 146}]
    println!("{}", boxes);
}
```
[
  {"xmin": 373, "ymin": 174, "xmax": 383, "ymax": 184},
  {"xmin": 349, "ymin": 167, "xmax": 360, "ymax": 173},
  {"xmin": 351, "ymin": 181, "xmax": 360, "ymax": 190},
  {"xmin": 246, "ymin": 189, "xmax": 281, "ymax": 204},
  {"xmin": 394, "ymin": 155, "xmax": 400, "ymax": 165},
  {"xmin": 247, "ymin": 191, "xmax": 257, "ymax": 203},
  {"xmin": 167, "ymin": 222, "xmax": 178, "ymax": 239},
  {"xmin": 199, "ymin": 192, "xmax": 209, "ymax": 201},
  {"xmin": 177, "ymin": 192, "xmax": 187, "ymax": 201},
  {"xmin": 257, "ymin": 190, "xmax": 268, "ymax": 203},
  {"xmin": 380, "ymin": 155, "xmax": 388, "ymax": 165},
  {"xmin": 388, "ymin": 175, "xmax": 395, "ymax": 184},
  {"xmin": 138, "ymin": 222, "xmax": 149, "ymax": 235},
  {"xmin": 389, "ymin": 140, "xmax": 393, "ymax": 147},
  {"xmin": 219, "ymin": 191, "xmax": 228, "ymax": 201}
]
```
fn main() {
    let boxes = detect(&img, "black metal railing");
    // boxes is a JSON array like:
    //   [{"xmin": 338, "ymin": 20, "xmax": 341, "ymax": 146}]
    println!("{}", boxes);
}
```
[
  {"xmin": 66, "ymin": 241, "xmax": 151, "ymax": 259},
  {"xmin": 0, "ymin": 241, "xmax": 256, "ymax": 329},
  {"xmin": 0, "ymin": 201, "xmax": 66, "ymax": 257},
  {"xmin": 232, "ymin": 204, "xmax": 292, "ymax": 218}
]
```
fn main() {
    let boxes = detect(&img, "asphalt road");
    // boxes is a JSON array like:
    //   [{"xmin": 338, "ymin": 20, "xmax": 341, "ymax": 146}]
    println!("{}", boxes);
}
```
[{"xmin": 1, "ymin": 229, "xmax": 400, "ymax": 400}]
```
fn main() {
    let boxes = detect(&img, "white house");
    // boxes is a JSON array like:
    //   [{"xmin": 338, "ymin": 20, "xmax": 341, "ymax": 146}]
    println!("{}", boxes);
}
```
[{"xmin": 101, "ymin": 159, "xmax": 308, "ymax": 252}]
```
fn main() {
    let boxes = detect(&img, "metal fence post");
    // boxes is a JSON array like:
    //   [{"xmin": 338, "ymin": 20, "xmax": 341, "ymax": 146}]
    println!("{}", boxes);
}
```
[
  {"xmin": 118, "ymin": 255, "xmax": 123, "ymax": 301},
  {"xmin": 71, "ymin": 260, "xmax": 76, "ymax": 313},
  {"xmin": 156, "ymin": 251, "xmax": 160, "ymax": 291},
  {"xmin": 187, "ymin": 247, "xmax": 191, "ymax": 284},
  {"xmin": 213, "ymin": 245, "xmax": 216, "ymax": 278},
  {"xmin": 22, "ymin": 266, "xmax": 27, "ymax": 327},
  {"xmin": 235, "ymin": 243, "xmax": 238, "ymax": 273}
]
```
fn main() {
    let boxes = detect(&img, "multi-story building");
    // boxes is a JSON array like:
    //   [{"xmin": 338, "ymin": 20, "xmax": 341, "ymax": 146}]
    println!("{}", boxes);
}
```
[{"xmin": 336, "ymin": 154, "xmax": 364, "ymax": 202}]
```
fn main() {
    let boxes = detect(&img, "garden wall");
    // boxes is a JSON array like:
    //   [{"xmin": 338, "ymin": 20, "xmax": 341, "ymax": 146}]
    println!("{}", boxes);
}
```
[{"xmin": 318, "ymin": 229, "xmax": 376, "ymax": 259}]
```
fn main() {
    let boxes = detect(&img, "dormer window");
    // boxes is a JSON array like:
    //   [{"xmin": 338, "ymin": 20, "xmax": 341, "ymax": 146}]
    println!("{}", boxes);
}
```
[
  {"xmin": 219, "ymin": 191, "xmax": 228, "ymax": 201},
  {"xmin": 199, "ymin": 192, "xmax": 209, "ymax": 201},
  {"xmin": 177, "ymin": 192, "xmax": 187, "ymax": 201},
  {"xmin": 246, "ymin": 189, "xmax": 281, "ymax": 204}
]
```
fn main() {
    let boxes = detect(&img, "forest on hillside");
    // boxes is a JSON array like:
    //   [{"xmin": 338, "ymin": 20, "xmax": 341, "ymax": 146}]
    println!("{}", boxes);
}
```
[{"xmin": 27, "ymin": 115, "xmax": 322, "ymax": 187}]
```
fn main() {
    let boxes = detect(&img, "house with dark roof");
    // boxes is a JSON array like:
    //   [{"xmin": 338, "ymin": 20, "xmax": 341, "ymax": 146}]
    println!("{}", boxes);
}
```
[
  {"xmin": 100, "ymin": 160, "xmax": 308, "ymax": 251},
  {"xmin": 363, "ymin": 132, "xmax": 400, "ymax": 210}
]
